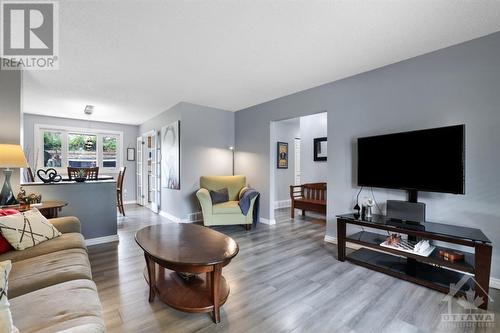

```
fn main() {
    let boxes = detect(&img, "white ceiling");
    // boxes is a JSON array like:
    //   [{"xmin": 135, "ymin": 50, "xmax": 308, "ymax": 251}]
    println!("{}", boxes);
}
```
[{"xmin": 22, "ymin": 0, "xmax": 500, "ymax": 125}]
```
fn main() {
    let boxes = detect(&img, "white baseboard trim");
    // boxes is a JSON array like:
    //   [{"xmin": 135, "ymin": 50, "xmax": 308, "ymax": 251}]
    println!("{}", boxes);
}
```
[
  {"xmin": 159, "ymin": 210, "xmax": 184, "ymax": 223},
  {"xmin": 86, "ymin": 234, "xmax": 119, "ymax": 246},
  {"xmin": 324, "ymin": 235, "xmax": 500, "ymax": 290},
  {"xmin": 123, "ymin": 200, "xmax": 137, "ymax": 205},
  {"xmin": 159, "ymin": 210, "xmax": 202, "ymax": 223},
  {"xmin": 490, "ymin": 277, "xmax": 500, "ymax": 290},
  {"xmin": 274, "ymin": 199, "xmax": 291, "ymax": 209},
  {"xmin": 259, "ymin": 217, "xmax": 276, "ymax": 225},
  {"xmin": 323, "ymin": 235, "xmax": 362, "ymax": 250},
  {"xmin": 323, "ymin": 235, "xmax": 337, "ymax": 244}
]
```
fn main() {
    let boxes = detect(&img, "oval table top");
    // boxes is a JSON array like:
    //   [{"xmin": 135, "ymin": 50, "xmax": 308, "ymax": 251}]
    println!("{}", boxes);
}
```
[{"xmin": 135, "ymin": 223, "xmax": 239, "ymax": 267}]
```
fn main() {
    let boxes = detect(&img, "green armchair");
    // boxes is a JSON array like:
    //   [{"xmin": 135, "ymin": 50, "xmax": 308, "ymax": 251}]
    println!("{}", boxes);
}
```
[{"xmin": 196, "ymin": 175, "xmax": 257, "ymax": 229}]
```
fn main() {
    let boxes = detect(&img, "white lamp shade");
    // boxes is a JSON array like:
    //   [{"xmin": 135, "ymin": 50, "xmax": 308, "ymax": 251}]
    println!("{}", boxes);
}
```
[{"xmin": 0, "ymin": 144, "xmax": 28, "ymax": 168}]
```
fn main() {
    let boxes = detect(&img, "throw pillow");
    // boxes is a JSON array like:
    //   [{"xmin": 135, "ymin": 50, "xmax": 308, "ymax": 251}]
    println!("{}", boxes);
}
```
[
  {"xmin": 209, "ymin": 188, "xmax": 229, "ymax": 204},
  {"xmin": 0, "ymin": 208, "xmax": 62, "ymax": 251},
  {"xmin": 0, "ymin": 260, "xmax": 18, "ymax": 333},
  {"xmin": 0, "ymin": 210, "xmax": 18, "ymax": 254}
]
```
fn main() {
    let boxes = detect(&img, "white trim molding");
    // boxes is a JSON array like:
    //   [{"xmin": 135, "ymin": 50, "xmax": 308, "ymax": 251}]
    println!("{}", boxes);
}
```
[
  {"xmin": 34, "ymin": 123, "xmax": 124, "ymax": 174},
  {"xmin": 323, "ymin": 235, "xmax": 337, "ymax": 244},
  {"xmin": 274, "ymin": 199, "xmax": 291, "ymax": 209},
  {"xmin": 490, "ymin": 277, "xmax": 500, "ymax": 290},
  {"xmin": 259, "ymin": 217, "xmax": 276, "ymax": 225},
  {"xmin": 323, "ymin": 235, "xmax": 500, "ymax": 290},
  {"xmin": 85, "ymin": 234, "xmax": 119, "ymax": 246},
  {"xmin": 123, "ymin": 200, "xmax": 137, "ymax": 205},
  {"xmin": 159, "ymin": 210, "xmax": 202, "ymax": 223}
]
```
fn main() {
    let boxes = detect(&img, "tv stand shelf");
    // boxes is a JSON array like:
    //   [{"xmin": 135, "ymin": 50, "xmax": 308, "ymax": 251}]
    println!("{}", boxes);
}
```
[{"xmin": 337, "ymin": 214, "xmax": 492, "ymax": 310}]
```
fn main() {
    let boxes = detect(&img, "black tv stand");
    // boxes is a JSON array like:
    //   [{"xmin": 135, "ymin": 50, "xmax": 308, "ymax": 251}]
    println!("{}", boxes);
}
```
[{"xmin": 336, "ymin": 214, "xmax": 492, "ymax": 310}]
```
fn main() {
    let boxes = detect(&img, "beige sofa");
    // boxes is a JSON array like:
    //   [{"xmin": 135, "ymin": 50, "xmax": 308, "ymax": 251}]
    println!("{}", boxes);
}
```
[{"xmin": 2, "ymin": 216, "xmax": 105, "ymax": 333}]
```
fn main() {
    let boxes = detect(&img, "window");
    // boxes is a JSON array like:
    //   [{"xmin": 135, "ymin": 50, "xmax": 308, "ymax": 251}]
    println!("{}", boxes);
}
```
[
  {"xmin": 102, "ymin": 135, "xmax": 118, "ymax": 168},
  {"xmin": 35, "ymin": 125, "xmax": 123, "ymax": 172},
  {"xmin": 43, "ymin": 131, "xmax": 62, "ymax": 167},
  {"xmin": 68, "ymin": 133, "xmax": 97, "ymax": 168}
]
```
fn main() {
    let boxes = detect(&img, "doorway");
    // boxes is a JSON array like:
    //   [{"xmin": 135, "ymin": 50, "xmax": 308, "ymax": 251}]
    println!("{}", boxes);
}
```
[
  {"xmin": 136, "ymin": 130, "xmax": 160, "ymax": 213},
  {"xmin": 270, "ymin": 112, "xmax": 327, "ymax": 224}
]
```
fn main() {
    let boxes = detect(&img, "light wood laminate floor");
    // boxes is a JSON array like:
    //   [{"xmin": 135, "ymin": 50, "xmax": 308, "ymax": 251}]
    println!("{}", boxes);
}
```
[{"xmin": 88, "ymin": 205, "xmax": 499, "ymax": 333}]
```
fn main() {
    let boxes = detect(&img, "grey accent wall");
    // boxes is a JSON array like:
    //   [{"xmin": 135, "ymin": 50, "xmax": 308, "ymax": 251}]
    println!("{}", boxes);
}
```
[
  {"xmin": 300, "ymin": 112, "xmax": 327, "ymax": 183},
  {"xmin": 22, "ymin": 114, "xmax": 139, "ymax": 202},
  {"xmin": 139, "ymin": 102, "xmax": 234, "ymax": 220},
  {"xmin": 235, "ymin": 32, "xmax": 500, "ymax": 278},
  {"xmin": 272, "ymin": 118, "xmax": 300, "ymax": 203},
  {"xmin": 0, "ymin": 68, "xmax": 22, "ymax": 190},
  {"xmin": 22, "ymin": 181, "xmax": 117, "ymax": 239}
]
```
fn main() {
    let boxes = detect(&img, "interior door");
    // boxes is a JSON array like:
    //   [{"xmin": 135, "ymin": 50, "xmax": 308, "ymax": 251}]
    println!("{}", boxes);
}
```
[
  {"xmin": 136, "ymin": 136, "xmax": 144, "ymax": 205},
  {"xmin": 150, "ymin": 131, "xmax": 159, "ymax": 213},
  {"xmin": 294, "ymin": 138, "xmax": 301, "ymax": 185}
]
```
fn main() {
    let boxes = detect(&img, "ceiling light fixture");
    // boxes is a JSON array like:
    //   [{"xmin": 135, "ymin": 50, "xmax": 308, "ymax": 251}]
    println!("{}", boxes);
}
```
[
  {"xmin": 84, "ymin": 105, "xmax": 95, "ymax": 151},
  {"xmin": 84, "ymin": 105, "xmax": 94, "ymax": 115}
]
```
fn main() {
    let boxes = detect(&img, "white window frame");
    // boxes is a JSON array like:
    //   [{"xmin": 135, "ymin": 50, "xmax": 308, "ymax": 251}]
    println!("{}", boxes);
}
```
[{"xmin": 35, "ymin": 124, "xmax": 124, "ymax": 174}]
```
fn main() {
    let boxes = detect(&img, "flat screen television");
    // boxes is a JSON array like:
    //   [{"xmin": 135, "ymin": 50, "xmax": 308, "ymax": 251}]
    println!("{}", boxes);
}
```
[{"xmin": 357, "ymin": 125, "xmax": 465, "ymax": 194}]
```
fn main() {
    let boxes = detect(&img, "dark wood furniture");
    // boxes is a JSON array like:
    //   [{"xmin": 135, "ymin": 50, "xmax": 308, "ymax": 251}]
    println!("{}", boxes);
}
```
[
  {"xmin": 12, "ymin": 200, "xmax": 68, "ymax": 218},
  {"xmin": 290, "ymin": 182, "xmax": 326, "ymax": 218},
  {"xmin": 116, "ymin": 167, "xmax": 126, "ymax": 216},
  {"xmin": 135, "ymin": 223, "xmax": 239, "ymax": 323},
  {"xmin": 67, "ymin": 167, "xmax": 99, "ymax": 180},
  {"xmin": 337, "ymin": 214, "xmax": 492, "ymax": 310}
]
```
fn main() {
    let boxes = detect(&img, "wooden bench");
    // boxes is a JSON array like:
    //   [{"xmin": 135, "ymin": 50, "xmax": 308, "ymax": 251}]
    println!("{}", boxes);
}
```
[{"xmin": 289, "ymin": 182, "xmax": 327, "ymax": 218}]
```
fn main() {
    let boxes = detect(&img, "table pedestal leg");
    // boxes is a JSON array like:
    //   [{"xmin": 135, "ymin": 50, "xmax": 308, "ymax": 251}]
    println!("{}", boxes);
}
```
[
  {"xmin": 211, "ymin": 264, "xmax": 222, "ymax": 323},
  {"xmin": 145, "ymin": 253, "xmax": 156, "ymax": 302}
]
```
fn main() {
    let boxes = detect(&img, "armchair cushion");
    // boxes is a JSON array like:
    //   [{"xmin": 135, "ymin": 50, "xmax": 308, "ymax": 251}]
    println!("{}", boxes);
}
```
[
  {"xmin": 213, "ymin": 201, "xmax": 241, "ymax": 215},
  {"xmin": 209, "ymin": 188, "xmax": 229, "ymax": 204}
]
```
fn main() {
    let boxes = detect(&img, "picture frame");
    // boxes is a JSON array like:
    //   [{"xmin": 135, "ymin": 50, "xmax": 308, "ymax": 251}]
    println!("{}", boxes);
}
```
[
  {"xmin": 127, "ymin": 148, "xmax": 135, "ymax": 161},
  {"xmin": 313, "ymin": 137, "xmax": 327, "ymax": 161},
  {"xmin": 277, "ymin": 142, "xmax": 288, "ymax": 169},
  {"xmin": 161, "ymin": 120, "xmax": 181, "ymax": 190}
]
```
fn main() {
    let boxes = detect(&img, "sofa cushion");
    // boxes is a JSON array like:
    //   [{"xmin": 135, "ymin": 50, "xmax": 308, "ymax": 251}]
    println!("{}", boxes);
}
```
[
  {"xmin": 213, "ymin": 201, "xmax": 242, "ymax": 215},
  {"xmin": 0, "ymin": 209, "xmax": 61, "ymax": 250},
  {"xmin": 200, "ymin": 175, "xmax": 245, "ymax": 201},
  {"xmin": 0, "ymin": 260, "xmax": 18, "ymax": 333},
  {"xmin": 0, "ymin": 209, "xmax": 19, "ymax": 255},
  {"xmin": 8, "ymin": 248, "xmax": 92, "ymax": 298},
  {"xmin": 10, "ymin": 279, "xmax": 105, "ymax": 333},
  {"xmin": 0, "ymin": 233, "xmax": 86, "ymax": 263}
]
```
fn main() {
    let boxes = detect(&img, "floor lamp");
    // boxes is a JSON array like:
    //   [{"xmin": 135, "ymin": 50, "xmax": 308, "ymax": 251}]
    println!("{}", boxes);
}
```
[
  {"xmin": 228, "ymin": 146, "xmax": 235, "ymax": 176},
  {"xmin": 0, "ymin": 144, "xmax": 28, "ymax": 206}
]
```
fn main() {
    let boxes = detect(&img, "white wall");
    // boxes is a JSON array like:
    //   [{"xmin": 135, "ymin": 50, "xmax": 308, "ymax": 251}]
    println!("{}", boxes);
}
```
[
  {"xmin": 235, "ymin": 32, "xmax": 500, "ymax": 278},
  {"xmin": 300, "ymin": 112, "xmax": 327, "ymax": 183},
  {"xmin": 139, "ymin": 102, "xmax": 234, "ymax": 221}
]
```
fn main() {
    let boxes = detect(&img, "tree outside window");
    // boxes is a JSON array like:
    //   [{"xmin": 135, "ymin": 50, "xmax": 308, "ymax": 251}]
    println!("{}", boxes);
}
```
[
  {"xmin": 43, "ymin": 131, "xmax": 62, "ymax": 167},
  {"xmin": 68, "ymin": 133, "xmax": 97, "ymax": 167}
]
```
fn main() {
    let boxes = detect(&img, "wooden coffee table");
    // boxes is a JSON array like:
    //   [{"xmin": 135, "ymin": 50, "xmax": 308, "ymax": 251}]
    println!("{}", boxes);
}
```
[{"xmin": 135, "ymin": 223, "xmax": 239, "ymax": 323}]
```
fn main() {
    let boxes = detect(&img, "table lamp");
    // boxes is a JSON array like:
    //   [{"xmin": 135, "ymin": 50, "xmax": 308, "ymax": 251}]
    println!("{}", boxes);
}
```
[{"xmin": 0, "ymin": 144, "xmax": 28, "ymax": 206}]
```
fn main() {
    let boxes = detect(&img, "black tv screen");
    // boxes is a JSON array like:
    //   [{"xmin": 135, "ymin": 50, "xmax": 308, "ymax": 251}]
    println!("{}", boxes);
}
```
[{"xmin": 357, "ymin": 125, "xmax": 465, "ymax": 194}]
